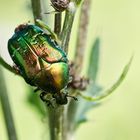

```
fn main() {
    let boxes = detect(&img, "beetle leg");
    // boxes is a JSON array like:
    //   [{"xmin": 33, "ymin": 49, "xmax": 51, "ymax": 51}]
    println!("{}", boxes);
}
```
[
  {"xmin": 40, "ymin": 92, "xmax": 46, "ymax": 102},
  {"xmin": 68, "ymin": 76, "xmax": 72, "ymax": 83},
  {"xmin": 47, "ymin": 98, "xmax": 55, "ymax": 107},
  {"xmin": 40, "ymin": 92, "xmax": 54, "ymax": 107},
  {"xmin": 60, "ymin": 88, "xmax": 78, "ymax": 101},
  {"xmin": 13, "ymin": 65, "xmax": 21, "ymax": 75},
  {"xmin": 36, "ymin": 19, "xmax": 58, "ymax": 40},
  {"xmin": 66, "ymin": 94, "xmax": 78, "ymax": 101}
]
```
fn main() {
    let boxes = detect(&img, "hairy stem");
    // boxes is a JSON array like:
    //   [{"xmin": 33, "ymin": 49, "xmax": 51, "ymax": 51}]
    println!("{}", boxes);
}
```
[
  {"xmin": 0, "ymin": 67, "xmax": 18, "ymax": 140},
  {"xmin": 75, "ymin": 0, "xmax": 91, "ymax": 70},
  {"xmin": 67, "ymin": 0, "xmax": 92, "ymax": 134}
]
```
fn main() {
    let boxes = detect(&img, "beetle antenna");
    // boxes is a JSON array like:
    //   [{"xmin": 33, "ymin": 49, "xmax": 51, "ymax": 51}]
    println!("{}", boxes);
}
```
[{"xmin": 67, "ymin": 94, "xmax": 78, "ymax": 101}]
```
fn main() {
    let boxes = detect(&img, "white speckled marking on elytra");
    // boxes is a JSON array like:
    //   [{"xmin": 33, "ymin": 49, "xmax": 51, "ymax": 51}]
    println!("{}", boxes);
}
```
[
  {"xmin": 50, "ymin": 38, "xmax": 59, "ymax": 47},
  {"xmin": 24, "ymin": 32, "xmax": 29, "ymax": 36},
  {"xmin": 11, "ymin": 47, "xmax": 21, "ymax": 57},
  {"xmin": 17, "ymin": 38, "xmax": 21, "ymax": 42},
  {"xmin": 16, "ymin": 47, "xmax": 20, "ymax": 51},
  {"xmin": 33, "ymin": 33, "xmax": 40, "ymax": 38},
  {"xmin": 23, "ymin": 50, "xmax": 27, "ymax": 53},
  {"xmin": 32, "ymin": 41, "xmax": 38, "ymax": 45}
]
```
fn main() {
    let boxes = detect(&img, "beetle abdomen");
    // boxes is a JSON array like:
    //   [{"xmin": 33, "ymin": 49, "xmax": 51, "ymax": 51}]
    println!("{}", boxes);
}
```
[{"xmin": 33, "ymin": 62, "xmax": 69, "ymax": 93}]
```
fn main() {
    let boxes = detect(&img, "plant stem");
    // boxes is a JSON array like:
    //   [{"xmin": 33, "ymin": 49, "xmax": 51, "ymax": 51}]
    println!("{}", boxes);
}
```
[
  {"xmin": 31, "ymin": 0, "xmax": 42, "ymax": 23},
  {"xmin": 60, "ymin": 3, "xmax": 76, "ymax": 53},
  {"xmin": 47, "ymin": 8, "xmax": 66, "ymax": 140},
  {"xmin": 75, "ymin": 0, "xmax": 92, "ymax": 69},
  {"xmin": 67, "ymin": 0, "xmax": 92, "ymax": 133},
  {"xmin": 31, "ymin": 1, "xmax": 78, "ymax": 140},
  {"xmin": 48, "ymin": 106, "xmax": 66, "ymax": 140},
  {"xmin": 47, "ymin": 1, "xmax": 77, "ymax": 139},
  {"xmin": 0, "ymin": 67, "xmax": 18, "ymax": 140},
  {"xmin": 31, "ymin": 1, "xmax": 65, "ymax": 140},
  {"xmin": 67, "ymin": 99, "xmax": 78, "ymax": 137},
  {"xmin": 0, "ymin": 56, "xmax": 17, "ymax": 75},
  {"xmin": 54, "ymin": 13, "xmax": 62, "ymax": 36}
]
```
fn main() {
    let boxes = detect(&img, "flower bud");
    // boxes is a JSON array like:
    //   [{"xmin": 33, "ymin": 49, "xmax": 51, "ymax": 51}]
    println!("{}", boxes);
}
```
[{"xmin": 50, "ymin": 0, "xmax": 70, "ymax": 12}]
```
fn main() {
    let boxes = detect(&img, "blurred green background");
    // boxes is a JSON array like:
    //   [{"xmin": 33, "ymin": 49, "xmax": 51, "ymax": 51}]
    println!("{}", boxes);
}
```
[{"xmin": 0, "ymin": 0, "xmax": 140, "ymax": 140}]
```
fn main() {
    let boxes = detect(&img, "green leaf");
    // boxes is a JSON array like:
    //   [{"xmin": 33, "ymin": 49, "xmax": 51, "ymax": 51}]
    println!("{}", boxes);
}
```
[
  {"xmin": 74, "ymin": 56, "xmax": 133, "ymax": 128},
  {"xmin": 75, "ymin": 84, "xmax": 102, "ymax": 129},
  {"xmin": 74, "ymin": 38, "xmax": 101, "ymax": 128},
  {"xmin": 87, "ymin": 38, "xmax": 100, "ymax": 81},
  {"xmin": 78, "ymin": 56, "xmax": 133, "ymax": 101}
]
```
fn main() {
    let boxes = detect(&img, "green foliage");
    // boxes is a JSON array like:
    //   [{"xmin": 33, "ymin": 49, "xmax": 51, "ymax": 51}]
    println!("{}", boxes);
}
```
[
  {"xmin": 74, "ymin": 39, "xmax": 132, "ymax": 128},
  {"xmin": 0, "ymin": 67, "xmax": 18, "ymax": 140},
  {"xmin": 78, "ymin": 56, "xmax": 133, "ymax": 101},
  {"xmin": 75, "ymin": 84, "xmax": 102, "ymax": 128},
  {"xmin": 87, "ymin": 38, "xmax": 100, "ymax": 81},
  {"xmin": 74, "ymin": 38, "xmax": 101, "ymax": 127}
]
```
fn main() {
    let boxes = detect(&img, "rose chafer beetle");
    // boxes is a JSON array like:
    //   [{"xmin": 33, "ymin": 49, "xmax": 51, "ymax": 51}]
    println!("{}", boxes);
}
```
[{"xmin": 8, "ymin": 20, "xmax": 77, "ymax": 105}]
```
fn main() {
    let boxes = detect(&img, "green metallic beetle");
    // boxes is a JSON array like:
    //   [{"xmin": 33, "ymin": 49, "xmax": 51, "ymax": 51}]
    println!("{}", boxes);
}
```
[{"xmin": 8, "ymin": 20, "xmax": 76, "ymax": 105}]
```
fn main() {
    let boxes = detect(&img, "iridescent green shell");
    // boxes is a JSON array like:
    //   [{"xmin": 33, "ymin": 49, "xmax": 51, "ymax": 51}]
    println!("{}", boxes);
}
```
[{"xmin": 8, "ymin": 24, "xmax": 69, "ymax": 93}]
